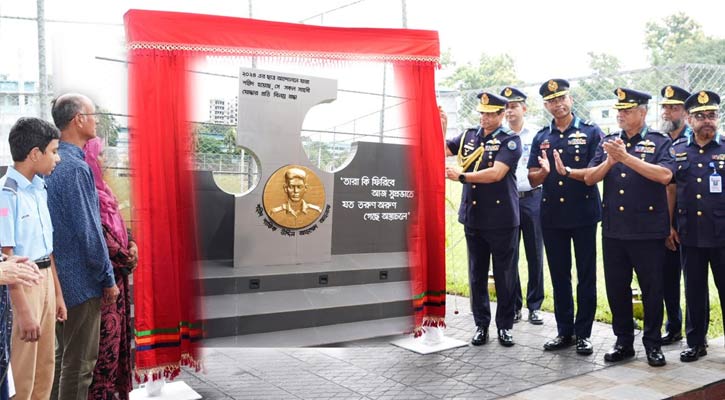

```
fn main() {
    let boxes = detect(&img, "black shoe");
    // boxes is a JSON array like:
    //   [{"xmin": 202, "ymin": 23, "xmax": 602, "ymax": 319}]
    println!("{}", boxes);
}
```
[
  {"xmin": 576, "ymin": 337, "xmax": 594, "ymax": 355},
  {"xmin": 471, "ymin": 326, "xmax": 489, "ymax": 346},
  {"xmin": 528, "ymin": 310, "xmax": 543, "ymax": 325},
  {"xmin": 543, "ymin": 335, "xmax": 575, "ymax": 351},
  {"xmin": 513, "ymin": 309, "xmax": 522, "ymax": 323},
  {"xmin": 497, "ymin": 329, "xmax": 514, "ymax": 347},
  {"xmin": 680, "ymin": 345, "xmax": 707, "ymax": 362},
  {"xmin": 603, "ymin": 344, "xmax": 635, "ymax": 362},
  {"xmin": 646, "ymin": 347, "xmax": 666, "ymax": 367},
  {"xmin": 661, "ymin": 331, "xmax": 683, "ymax": 345}
]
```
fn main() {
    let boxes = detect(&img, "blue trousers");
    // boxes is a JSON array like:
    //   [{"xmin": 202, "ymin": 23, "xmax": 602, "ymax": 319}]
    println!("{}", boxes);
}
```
[
  {"xmin": 662, "ymin": 246, "xmax": 683, "ymax": 335},
  {"xmin": 0, "ymin": 375, "xmax": 8, "ymax": 400},
  {"xmin": 465, "ymin": 226, "xmax": 518, "ymax": 330},
  {"xmin": 514, "ymin": 189, "xmax": 545, "ymax": 312},
  {"xmin": 543, "ymin": 225, "xmax": 597, "ymax": 338},
  {"xmin": 682, "ymin": 246, "xmax": 725, "ymax": 347},
  {"xmin": 603, "ymin": 237, "xmax": 664, "ymax": 349}
]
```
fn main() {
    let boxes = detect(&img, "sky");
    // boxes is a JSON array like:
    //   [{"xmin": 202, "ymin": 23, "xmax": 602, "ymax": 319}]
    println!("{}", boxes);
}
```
[{"xmin": 0, "ymin": 0, "xmax": 723, "ymax": 117}]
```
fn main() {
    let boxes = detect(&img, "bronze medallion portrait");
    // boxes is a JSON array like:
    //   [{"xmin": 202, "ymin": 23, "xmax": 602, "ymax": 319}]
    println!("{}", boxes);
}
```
[{"xmin": 263, "ymin": 165, "xmax": 326, "ymax": 229}]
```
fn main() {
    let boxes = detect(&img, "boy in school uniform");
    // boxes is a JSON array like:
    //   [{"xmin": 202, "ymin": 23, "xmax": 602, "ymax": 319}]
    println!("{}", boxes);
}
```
[{"xmin": 0, "ymin": 117, "xmax": 67, "ymax": 400}]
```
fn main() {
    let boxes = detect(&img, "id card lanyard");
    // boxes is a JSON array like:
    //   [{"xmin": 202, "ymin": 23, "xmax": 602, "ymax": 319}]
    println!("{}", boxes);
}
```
[{"xmin": 709, "ymin": 161, "xmax": 722, "ymax": 194}]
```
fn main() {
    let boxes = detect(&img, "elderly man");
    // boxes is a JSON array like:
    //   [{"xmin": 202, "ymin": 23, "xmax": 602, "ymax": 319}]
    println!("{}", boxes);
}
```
[
  {"xmin": 528, "ymin": 79, "xmax": 603, "ymax": 355},
  {"xmin": 500, "ymin": 86, "xmax": 544, "ymax": 325},
  {"xmin": 660, "ymin": 85, "xmax": 692, "ymax": 345},
  {"xmin": 585, "ymin": 88, "xmax": 674, "ymax": 367},
  {"xmin": 669, "ymin": 91, "xmax": 724, "ymax": 362},
  {"xmin": 444, "ymin": 92, "xmax": 522, "ymax": 347},
  {"xmin": 47, "ymin": 94, "xmax": 119, "ymax": 399}
]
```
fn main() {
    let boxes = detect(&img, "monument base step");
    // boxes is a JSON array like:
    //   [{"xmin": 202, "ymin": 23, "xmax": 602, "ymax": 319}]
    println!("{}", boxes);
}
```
[
  {"xmin": 201, "ymin": 316, "xmax": 412, "ymax": 347},
  {"xmin": 201, "ymin": 280, "xmax": 412, "ymax": 337}
]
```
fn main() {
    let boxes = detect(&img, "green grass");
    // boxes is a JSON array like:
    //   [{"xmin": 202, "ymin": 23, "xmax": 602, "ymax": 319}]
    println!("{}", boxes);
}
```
[{"xmin": 444, "ymin": 180, "xmax": 724, "ymax": 339}]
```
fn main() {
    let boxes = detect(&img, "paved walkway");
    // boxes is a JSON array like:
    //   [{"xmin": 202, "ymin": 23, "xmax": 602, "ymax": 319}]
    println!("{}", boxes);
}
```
[{"xmin": 177, "ymin": 296, "xmax": 725, "ymax": 399}]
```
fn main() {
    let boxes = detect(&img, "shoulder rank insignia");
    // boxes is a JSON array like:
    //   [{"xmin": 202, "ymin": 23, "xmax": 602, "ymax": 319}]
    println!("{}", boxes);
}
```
[{"xmin": 1, "ymin": 177, "xmax": 17, "ymax": 195}]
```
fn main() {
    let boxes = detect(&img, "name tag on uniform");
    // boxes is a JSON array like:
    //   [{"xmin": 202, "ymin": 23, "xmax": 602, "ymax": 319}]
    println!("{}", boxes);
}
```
[{"xmin": 711, "ymin": 173, "xmax": 722, "ymax": 193}]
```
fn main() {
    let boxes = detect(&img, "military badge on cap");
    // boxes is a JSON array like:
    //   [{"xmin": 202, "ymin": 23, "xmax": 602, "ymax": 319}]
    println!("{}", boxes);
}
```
[
  {"xmin": 684, "ymin": 90, "xmax": 720, "ymax": 113},
  {"xmin": 500, "ymin": 86, "xmax": 527, "ymax": 103},
  {"xmin": 665, "ymin": 86, "xmax": 674, "ymax": 98},
  {"xmin": 616, "ymin": 88, "xmax": 626, "ymax": 101},
  {"xmin": 539, "ymin": 79, "xmax": 569, "ymax": 101},
  {"xmin": 613, "ymin": 87, "xmax": 652, "ymax": 109},
  {"xmin": 660, "ymin": 85, "xmax": 690, "ymax": 105},
  {"xmin": 476, "ymin": 92, "xmax": 508, "ymax": 113},
  {"xmin": 699, "ymin": 91, "xmax": 709, "ymax": 104}
]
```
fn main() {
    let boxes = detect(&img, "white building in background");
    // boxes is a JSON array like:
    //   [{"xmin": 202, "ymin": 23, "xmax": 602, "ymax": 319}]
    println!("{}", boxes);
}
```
[
  {"xmin": 208, "ymin": 96, "xmax": 238, "ymax": 125},
  {"xmin": 587, "ymin": 99, "xmax": 660, "ymax": 135},
  {"xmin": 0, "ymin": 75, "xmax": 41, "ymax": 166}
]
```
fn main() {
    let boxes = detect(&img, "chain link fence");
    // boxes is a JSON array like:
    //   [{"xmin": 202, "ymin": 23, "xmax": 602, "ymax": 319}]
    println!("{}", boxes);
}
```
[{"xmin": 440, "ymin": 64, "xmax": 725, "ymax": 139}]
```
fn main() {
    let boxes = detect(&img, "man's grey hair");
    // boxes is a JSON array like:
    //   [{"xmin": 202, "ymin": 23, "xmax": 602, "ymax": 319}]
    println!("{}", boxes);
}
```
[{"xmin": 51, "ymin": 94, "xmax": 86, "ymax": 131}]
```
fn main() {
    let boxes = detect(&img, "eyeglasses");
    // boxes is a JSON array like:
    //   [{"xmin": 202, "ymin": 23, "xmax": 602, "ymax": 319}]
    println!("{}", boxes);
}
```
[
  {"xmin": 693, "ymin": 112, "xmax": 719, "ymax": 121},
  {"xmin": 77, "ymin": 112, "xmax": 101, "ymax": 121}
]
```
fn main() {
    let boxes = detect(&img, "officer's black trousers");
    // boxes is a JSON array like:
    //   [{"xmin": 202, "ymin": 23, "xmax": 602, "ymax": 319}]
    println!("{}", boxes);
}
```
[
  {"xmin": 514, "ymin": 190, "xmax": 545, "ymax": 312},
  {"xmin": 662, "ymin": 247, "xmax": 683, "ymax": 335},
  {"xmin": 543, "ymin": 225, "xmax": 597, "ymax": 338},
  {"xmin": 464, "ymin": 226, "xmax": 518, "ymax": 330},
  {"xmin": 603, "ymin": 237, "xmax": 665, "ymax": 349},
  {"xmin": 682, "ymin": 245, "xmax": 725, "ymax": 347}
]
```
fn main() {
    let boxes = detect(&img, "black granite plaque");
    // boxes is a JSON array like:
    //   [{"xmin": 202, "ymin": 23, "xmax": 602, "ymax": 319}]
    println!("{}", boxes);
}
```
[{"xmin": 331, "ymin": 142, "xmax": 412, "ymax": 254}]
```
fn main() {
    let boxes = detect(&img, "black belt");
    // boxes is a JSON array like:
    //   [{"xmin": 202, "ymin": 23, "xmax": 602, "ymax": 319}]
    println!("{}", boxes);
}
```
[
  {"xmin": 518, "ymin": 187, "xmax": 541, "ymax": 199},
  {"xmin": 34, "ymin": 257, "xmax": 51, "ymax": 269}
]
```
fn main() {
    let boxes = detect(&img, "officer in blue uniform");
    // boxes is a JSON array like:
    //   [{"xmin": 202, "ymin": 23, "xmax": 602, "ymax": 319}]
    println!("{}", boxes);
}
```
[
  {"xmin": 500, "ymin": 86, "xmax": 545, "ymax": 326},
  {"xmin": 670, "ymin": 91, "xmax": 724, "ymax": 362},
  {"xmin": 528, "ymin": 79, "xmax": 603, "ymax": 355},
  {"xmin": 445, "ymin": 92, "xmax": 522, "ymax": 347},
  {"xmin": 585, "ymin": 88, "xmax": 675, "ymax": 367},
  {"xmin": 660, "ymin": 85, "xmax": 693, "ymax": 345}
]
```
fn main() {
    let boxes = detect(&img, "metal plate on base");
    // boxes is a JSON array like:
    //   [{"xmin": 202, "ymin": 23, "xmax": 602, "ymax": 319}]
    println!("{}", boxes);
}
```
[
  {"xmin": 129, "ymin": 381, "xmax": 201, "ymax": 400},
  {"xmin": 391, "ymin": 329, "xmax": 468, "ymax": 355}
]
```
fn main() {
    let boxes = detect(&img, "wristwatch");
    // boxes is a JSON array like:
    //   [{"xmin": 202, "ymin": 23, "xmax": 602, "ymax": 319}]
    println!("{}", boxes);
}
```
[
  {"xmin": 458, "ymin": 173, "xmax": 466, "ymax": 183},
  {"xmin": 565, "ymin": 166, "xmax": 572, "ymax": 177}
]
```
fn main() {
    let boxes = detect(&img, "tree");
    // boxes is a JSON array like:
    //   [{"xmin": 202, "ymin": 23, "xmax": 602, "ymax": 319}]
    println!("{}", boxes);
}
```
[
  {"xmin": 644, "ymin": 13, "xmax": 707, "ymax": 66},
  {"xmin": 441, "ymin": 52, "xmax": 520, "ymax": 91},
  {"xmin": 96, "ymin": 106, "xmax": 120, "ymax": 147}
]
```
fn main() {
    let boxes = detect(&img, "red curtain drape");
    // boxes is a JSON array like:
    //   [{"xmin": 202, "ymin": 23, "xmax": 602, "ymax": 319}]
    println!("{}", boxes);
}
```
[
  {"xmin": 127, "ymin": 50, "xmax": 202, "ymax": 380},
  {"xmin": 396, "ymin": 64, "xmax": 447, "ymax": 332},
  {"xmin": 124, "ymin": 10, "xmax": 444, "ymax": 377}
]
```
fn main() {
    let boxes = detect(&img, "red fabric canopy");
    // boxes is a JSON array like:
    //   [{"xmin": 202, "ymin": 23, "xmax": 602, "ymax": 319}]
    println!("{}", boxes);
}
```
[
  {"xmin": 125, "ymin": 10, "xmax": 439, "ymax": 63},
  {"xmin": 124, "ymin": 10, "xmax": 445, "ymax": 378}
]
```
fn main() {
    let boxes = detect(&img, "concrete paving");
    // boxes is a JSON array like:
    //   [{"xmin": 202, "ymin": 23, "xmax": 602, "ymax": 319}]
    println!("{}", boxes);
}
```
[{"xmin": 174, "ymin": 295, "xmax": 725, "ymax": 399}]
